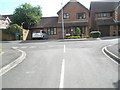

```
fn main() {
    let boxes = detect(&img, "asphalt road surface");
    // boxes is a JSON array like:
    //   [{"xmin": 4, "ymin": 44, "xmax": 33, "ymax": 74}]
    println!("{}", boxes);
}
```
[{"xmin": 2, "ymin": 38, "xmax": 119, "ymax": 88}]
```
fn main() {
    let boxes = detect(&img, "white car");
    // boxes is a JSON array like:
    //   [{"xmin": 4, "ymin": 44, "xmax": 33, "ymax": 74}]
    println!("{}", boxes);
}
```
[{"xmin": 32, "ymin": 30, "xmax": 48, "ymax": 40}]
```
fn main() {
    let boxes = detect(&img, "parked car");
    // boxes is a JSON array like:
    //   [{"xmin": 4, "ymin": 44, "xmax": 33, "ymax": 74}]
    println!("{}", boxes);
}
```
[{"xmin": 32, "ymin": 30, "xmax": 48, "ymax": 40}]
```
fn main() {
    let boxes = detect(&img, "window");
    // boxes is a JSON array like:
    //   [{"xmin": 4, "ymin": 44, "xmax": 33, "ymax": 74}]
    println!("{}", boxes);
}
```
[
  {"xmin": 48, "ymin": 28, "xmax": 51, "ymax": 35},
  {"xmin": 47, "ymin": 28, "xmax": 57, "ymax": 35},
  {"xmin": 77, "ymin": 13, "xmax": 86, "ymax": 19},
  {"xmin": 33, "ymin": 30, "xmax": 40, "ymax": 33},
  {"xmin": 54, "ymin": 28, "xmax": 57, "ymax": 34},
  {"xmin": 97, "ymin": 13, "xmax": 107, "ymax": 17},
  {"xmin": 98, "ymin": 13, "xmax": 101, "ymax": 17},
  {"xmin": 66, "ymin": 28, "xmax": 71, "ymax": 34},
  {"xmin": 63, "ymin": 13, "xmax": 69, "ymax": 19},
  {"xmin": 103, "ymin": 13, "xmax": 107, "ymax": 17}
]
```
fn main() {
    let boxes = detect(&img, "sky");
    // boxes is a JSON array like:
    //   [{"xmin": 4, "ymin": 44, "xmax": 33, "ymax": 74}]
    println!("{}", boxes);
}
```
[{"xmin": 0, "ymin": 0, "xmax": 119, "ymax": 17}]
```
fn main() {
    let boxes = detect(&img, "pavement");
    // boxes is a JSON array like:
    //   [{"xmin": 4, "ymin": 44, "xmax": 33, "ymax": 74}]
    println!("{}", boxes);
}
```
[
  {"xmin": 1, "ymin": 37, "xmax": 119, "ymax": 88},
  {"xmin": 107, "ymin": 43, "xmax": 120, "ymax": 57},
  {"xmin": 104, "ymin": 43, "xmax": 120, "ymax": 64},
  {"xmin": 1, "ymin": 47, "xmax": 21, "ymax": 67}
]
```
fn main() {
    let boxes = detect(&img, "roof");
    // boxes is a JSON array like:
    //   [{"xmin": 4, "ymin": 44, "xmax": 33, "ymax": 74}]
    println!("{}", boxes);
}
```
[
  {"xmin": 63, "ymin": 22, "xmax": 88, "ymax": 27},
  {"xmin": 90, "ymin": 1, "xmax": 119, "ymax": 13},
  {"xmin": 57, "ymin": 0, "xmax": 89, "ymax": 14},
  {"xmin": 31, "ymin": 17, "xmax": 59, "ymax": 28},
  {"xmin": 96, "ymin": 18, "xmax": 117, "ymax": 25},
  {"xmin": 0, "ymin": 15, "xmax": 5, "ymax": 20},
  {"xmin": 2, "ymin": 15, "xmax": 12, "ymax": 18},
  {"xmin": 31, "ymin": 17, "xmax": 88, "ymax": 29}
]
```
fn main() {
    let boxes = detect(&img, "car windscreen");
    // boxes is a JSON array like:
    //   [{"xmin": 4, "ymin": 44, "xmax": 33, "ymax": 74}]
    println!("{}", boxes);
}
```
[{"xmin": 33, "ymin": 31, "xmax": 40, "ymax": 33}]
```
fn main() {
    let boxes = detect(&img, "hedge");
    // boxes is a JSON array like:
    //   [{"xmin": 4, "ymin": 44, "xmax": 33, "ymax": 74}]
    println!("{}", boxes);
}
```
[
  {"xmin": 90, "ymin": 31, "xmax": 101, "ymax": 38},
  {"xmin": 66, "ymin": 36, "xmax": 80, "ymax": 39}
]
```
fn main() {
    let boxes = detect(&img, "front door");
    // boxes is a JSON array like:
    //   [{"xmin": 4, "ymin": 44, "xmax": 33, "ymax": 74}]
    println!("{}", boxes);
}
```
[{"xmin": 66, "ymin": 27, "xmax": 71, "ymax": 36}]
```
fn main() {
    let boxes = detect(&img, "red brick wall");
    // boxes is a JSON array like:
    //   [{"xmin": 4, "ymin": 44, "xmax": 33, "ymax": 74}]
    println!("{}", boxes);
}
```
[
  {"xmin": 89, "ymin": 11, "xmax": 96, "ymax": 29},
  {"xmin": 117, "ymin": 6, "xmax": 120, "ymax": 21},
  {"xmin": 110, "ymin": 25, "xmax": 118, "ymax": 36},
  {"xmin": 58, "ymin": 2, "xmax": 89, "ymax": 22},
  {"xmin": 32, "ymin": 28, "xmax": 62, "ymax": 39},
  {"xmin": 44, "ymin": 28, "xmax": 62, "ymax": 39}
]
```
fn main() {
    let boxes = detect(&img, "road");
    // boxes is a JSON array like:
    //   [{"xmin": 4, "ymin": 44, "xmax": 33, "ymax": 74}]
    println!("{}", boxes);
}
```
[{"xmin": 2, "ymin": 38, "xmax": 119, "ymax": 88}]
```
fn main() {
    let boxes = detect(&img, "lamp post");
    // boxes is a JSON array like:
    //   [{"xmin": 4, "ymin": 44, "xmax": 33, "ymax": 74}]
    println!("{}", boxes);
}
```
[{"xmin": 61, "ymin": 3, "xmax": 65, "ymax": 39}]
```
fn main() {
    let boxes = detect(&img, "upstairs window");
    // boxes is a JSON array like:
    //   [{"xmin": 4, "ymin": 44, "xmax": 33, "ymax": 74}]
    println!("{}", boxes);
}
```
[
  {"xmin": 103, "ymin": 13, "xmax": 107, "ymax": 17},
  {"xmin": 98, "ymin": 13, "xmax": 107, "ymax": 17},
  {"xmin": 63, "ymin": 13, "xmax": 69, "ymax": 19},
  {"xmin": 77, "ymin": 13, "xmax": 86, "ymax": 19}
]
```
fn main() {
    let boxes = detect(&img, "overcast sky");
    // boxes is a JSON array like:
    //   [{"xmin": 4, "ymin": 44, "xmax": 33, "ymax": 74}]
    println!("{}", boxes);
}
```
[{"xmin": 0, "ymin": 0, "xmax": 119, "ymax": 17}]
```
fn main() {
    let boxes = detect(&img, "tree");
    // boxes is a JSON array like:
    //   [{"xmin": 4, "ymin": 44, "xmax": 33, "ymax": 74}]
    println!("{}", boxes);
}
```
[
  {"xmin": 12, "ymin": 3, "xmax": 42, "ymax": 29},
  {"xmin": 8, "ymin": 24, "xmax": 23, "ymax": 33},
  {"xmin": 2, "ymin": 24, "xmax": 23, "ymax": 40},
  {"xmin": 75, "ymin": 27, "xmax": 81, "ymax": 36},
  {"xmin": 3, "ymin": 24, "xmax": 23, "ymax": 34}
]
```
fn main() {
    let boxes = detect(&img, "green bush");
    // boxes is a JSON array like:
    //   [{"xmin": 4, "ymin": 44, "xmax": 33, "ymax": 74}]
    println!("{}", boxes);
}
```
[
  {"xmin": 75, "ymin": 27, "xmax": 81, "ymax": 36},
  {"xmin": 2, "ymin": 24, "xmax": 23, "ymax": 35},
  {"xmin": 85, "ymin": 35, "xmax": 90, "ymax": 38},
  {"xmin": 66, "ymin": 36, "xmax": 80, "ymax": 39},
  {"xmin": 90, "ymin": 31, "xmax": 101, "ymax": 38}
]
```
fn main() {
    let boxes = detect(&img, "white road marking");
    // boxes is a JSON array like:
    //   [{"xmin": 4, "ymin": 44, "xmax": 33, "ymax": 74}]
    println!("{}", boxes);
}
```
[
  {"xmin": 0, "ymin": 47, "xmax": 26, "ymax": 76},
  {"xmin": 64, "ymin": 45, "xmax": 66, "ymax": 53},
  {"xmin": 21, "ymin": 47, "xmax": 27, "ymax": 49},
  {"xmin": 12, "ymin": 47, "xmax": 18, "ymax": 49},
  {"xmin": 102, "ymin": 46, "xmax": 118, "ymax": 65},
  {"xmin": 29, "ymin": 46, "xmax": 36, "ymax": 48},
  {"xmin": 59, "ymin": 59, "xmax": 65, "ymax": 88}
]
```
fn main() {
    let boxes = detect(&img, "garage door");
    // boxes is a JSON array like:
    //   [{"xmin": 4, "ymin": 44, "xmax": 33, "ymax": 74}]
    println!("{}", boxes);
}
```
[{"xmin": 99, "ymin": 25, "xmax": 110, "ymax": 37}]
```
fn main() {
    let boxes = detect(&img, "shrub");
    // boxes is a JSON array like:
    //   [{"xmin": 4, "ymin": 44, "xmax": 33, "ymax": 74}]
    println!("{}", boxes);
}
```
[
  {"xmin": 90, "ymin": 31, "xmax": 101, "ymax": 38},
  {"xmin": 75, "ymin": 27, "xmax": 81, "ymax": 36},
  {"xmin": 66, "ymin": 36, "xmax": 80, "ymax": 39}
]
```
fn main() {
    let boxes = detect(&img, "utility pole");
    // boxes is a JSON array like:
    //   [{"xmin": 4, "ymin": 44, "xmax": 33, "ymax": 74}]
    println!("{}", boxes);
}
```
[{"xmin": 61, "ymin": 3, "xmax": 64, "ymax": 39}]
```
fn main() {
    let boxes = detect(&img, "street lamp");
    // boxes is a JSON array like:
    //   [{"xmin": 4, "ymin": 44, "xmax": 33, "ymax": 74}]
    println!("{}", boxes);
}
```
[{"xmin": 61, "ymin": 3, "xmax": 65, "ymax": 39}]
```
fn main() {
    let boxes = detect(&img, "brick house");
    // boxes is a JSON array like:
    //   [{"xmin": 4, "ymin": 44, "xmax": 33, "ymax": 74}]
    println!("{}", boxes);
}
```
[
  {"xmin": 89, "ymin": 1, "xmax": 120, "ymax": 37},
  {"xmin": 31, "ymin": 0, "xmax": 89, "ymax": 39},
  {"xmin": 115, "ymin": 3, "xmax": 120, "ymax": 35},
  {"xmin": 3, "ymin": 0, "xmax": 119, "ymax": 39}
]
